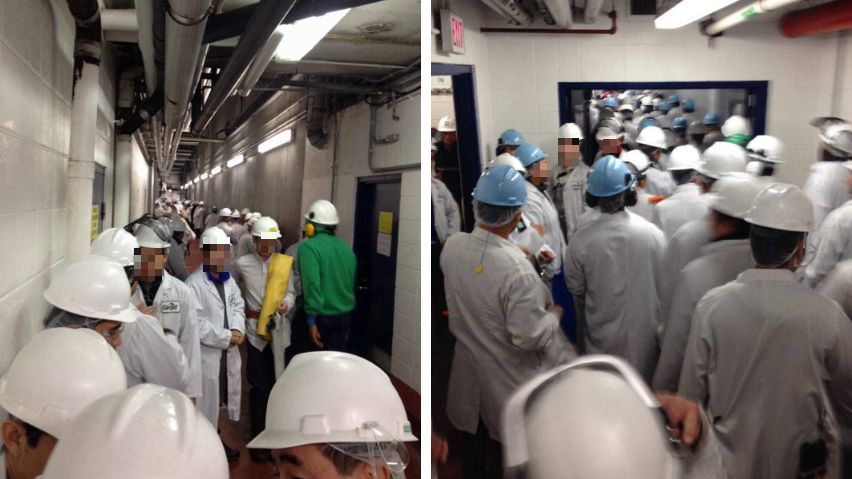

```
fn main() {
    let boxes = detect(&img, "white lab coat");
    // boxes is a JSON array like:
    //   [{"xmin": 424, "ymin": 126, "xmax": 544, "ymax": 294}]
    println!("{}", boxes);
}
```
[
  {"xmin": 441, "ymin": 228, "xmax": 575, "ymax": 441},
  {"xmin": 130, "ymin": 271, "xmax": 203, "ymax": 398},
  {"xmin": 524, "ymin": 182, "xmax": 565, "ymax": 275},
  {"xmin": 652, "ymin": 239, "xmax": 753, "ymax": 392},
  {"xmin": 559, "ymin": 162, "xmax": 590, "ymax": 242},
  {"xmin": 565, "ymin": 210, "xmax": 666, "ymax": 382},
  {"xmin": 679, "ymin": 269, "xmax": 852, "ymax": 478},
  {"xmin": 204, "ymin": 213, "xmax": 219, "ymax": 230},
  {"xmin": 117, "ymin": 310, "xmax": 190, "ymax": 392},
  {"xmin": 576, "ymin": 207, "xmax": 601, "ymax": 232},
  {"xmin": 228, "ymin": 223, "xmax": 247, "ymax": 245},
  {"xmin": 653, "ymin": 184, "xmax": 708, "ymax": 240},
  {"xmin": 185, "ymin": 269, "xmax": 246, "ymax": 427},
  {"xmin": 628, "ymin": 189, "xmax": 656, "ymax": 223},
  {"xmin": 803, "ymin": 161, "xmax": 851, "ymax": 232},
  {"xmin": 659, "ymin": 215, "xmax": 712, "ymax": 330},
  {"xmin": 645, "ymin": 165, "xmax": 676, "ymax": 197},
  {"xmin": 432, "ymin": 177, "xmax": 461, "ymax": 242},
  {"xmin": 192, "ymin": 206, "xmax": 206, "ymax": 230},
  {"xmin": 805, "ymin": 199, "xmax": 852, "ymax": 288},
  {"xmin": 818, "ymin": 259, "xmax": 852, "ymax": 318}
]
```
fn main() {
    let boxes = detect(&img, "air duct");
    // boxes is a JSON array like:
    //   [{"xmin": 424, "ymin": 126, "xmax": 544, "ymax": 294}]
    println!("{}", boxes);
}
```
[{"xmin": 306, "ymin": 95, "xmax": 330, "ymax": 150}]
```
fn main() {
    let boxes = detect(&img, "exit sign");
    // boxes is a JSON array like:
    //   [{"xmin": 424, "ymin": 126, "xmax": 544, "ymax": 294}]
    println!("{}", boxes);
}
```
[{"xmin": 440, "ymin": 9, "xmax": 465, "ymax": 54}]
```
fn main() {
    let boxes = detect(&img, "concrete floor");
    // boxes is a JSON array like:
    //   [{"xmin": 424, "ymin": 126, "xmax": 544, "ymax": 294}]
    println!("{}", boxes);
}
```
[{"xmin": 184, "ymin": 239, "xmax": 421, "ymax": 478}]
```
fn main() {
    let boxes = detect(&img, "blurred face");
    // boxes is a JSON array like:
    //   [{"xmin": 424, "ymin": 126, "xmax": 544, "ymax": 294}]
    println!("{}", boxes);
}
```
[
  {"xmin": 273, "ymin": 444, "xmax": 379, "ymax": 479},
  {"xmin": 135, "ymin": 247, "xmax": 166, "ymax": 281},
  {"xmin": 530, "ymin": 160, "xmax": 550, "ymax": 186},
  {"xmin": 558, "ymin": 138, "xmax": 581, "ymax": 168},
  {"xmin": 93, "ymin": 320, "xmax": 123, "ymax": 349},
  {"xmin": 253, "ymin": 236, "xmax": 277, "ymax": 258},
  {"xmin": 203, "ymin": 244, "xmax": 229, "ymax": 273},
  {"xmin": 441, "ymin": 131, "xmax": 456, "ymax": 145},
  {"xmin": 599, "ymin": 138, "xmax": 621, "ymax": 155},
  {"xmin": 1, "ymin": 417, "xmax": 58, "ymax": 479}
]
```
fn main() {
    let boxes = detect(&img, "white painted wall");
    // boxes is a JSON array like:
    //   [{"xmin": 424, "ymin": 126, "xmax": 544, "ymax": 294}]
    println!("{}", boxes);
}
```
[
  {"xmin": 130, "ymin": 136, "xmax": 151, "ymax": 220},
  {"xmin": 0, "ymin": 0, "xmax": 117, "ymax": 373},
  {"xmin": 432, "ymin": 0, "xmax": 847, "ymax": 186}
]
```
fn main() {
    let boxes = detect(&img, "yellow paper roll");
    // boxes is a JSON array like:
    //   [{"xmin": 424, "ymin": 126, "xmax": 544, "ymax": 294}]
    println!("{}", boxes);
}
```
[{"xmin": 257, "ymin": 253, "xmax": 293, "ymax": 341}]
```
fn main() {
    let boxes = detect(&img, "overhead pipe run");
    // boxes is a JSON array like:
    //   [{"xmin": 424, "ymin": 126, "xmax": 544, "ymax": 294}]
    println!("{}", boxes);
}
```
[
  {"xmin": 191, "ymin": 0, "xmax": 299, "ymax": 135},
  {"xmin": 481, "ymin": 0, "xmax": 534, "ymax": 25},
  {"xmin": 542, "ymin": 0, "xmax": 573, "ymax": 27},
  {"xmin": 702, "ymin": 0, "xmax": 800, "ymax": 36},
  {"xmin": 101, "ymin": 9, "xmax": 137, "ymax": 31},
  {"xmin": 66, "ymin": 0, "xmax": 101, "ymax": 259},
  {"xmin": 480, "ymin": 10, "xmax": 617, "ymax": 34},
  {"xmin": 201, "ymin": 0, "xmax": 382, "ymax": 44},
  {"xmin": 583, "ymin": 0, "xmax": 605, "ymax": 24},
  {"xmin": 780, "ymin": 0, "xmax": 852, "ymax": 38},
  {"xmin": 236, "ymin": 29, "xmax": 283, "ymax": 97}
]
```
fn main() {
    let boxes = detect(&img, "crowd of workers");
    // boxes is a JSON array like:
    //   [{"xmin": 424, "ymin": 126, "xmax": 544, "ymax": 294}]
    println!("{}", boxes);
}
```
[{"xmin": 431, "ymin": 90, "xmax": 852, "ymax": 478}]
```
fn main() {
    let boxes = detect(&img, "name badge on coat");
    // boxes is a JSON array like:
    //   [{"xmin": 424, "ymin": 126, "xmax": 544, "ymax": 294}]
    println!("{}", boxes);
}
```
[{"xmin": 161, "ymin": 300, "xmax": 181, "ymax": 313}]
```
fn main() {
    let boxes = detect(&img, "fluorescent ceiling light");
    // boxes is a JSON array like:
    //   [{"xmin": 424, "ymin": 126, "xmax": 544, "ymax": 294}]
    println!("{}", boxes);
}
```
[
  {"xmin": 654, "ymin": 0, "xmax": 739, "ymax": 29},
  {"xmin": 193, "ymin": 176, "xmax": 200, "ymax": 184},
  {"xmin": 258, "ymin": 129, "xmax": 293, "ymax": 153},
  {"xmin": 274, "ymin": 9, "xmax": 350, "ymax": 62},
  {"xmin": 226, "ymin": 154, "xmax": 245, "ymax": 168},
  {"xmin": 211, "ymin": 165, "xmax": 223, "ymax": 176},
  {"xmin": 200, "ymin": 172, "xmax": 209, "ymax": 180}
]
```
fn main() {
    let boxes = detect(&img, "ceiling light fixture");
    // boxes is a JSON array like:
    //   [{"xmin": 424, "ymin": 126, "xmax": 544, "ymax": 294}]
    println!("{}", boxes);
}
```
[
  {"xmin": 226, "ymin": 154, "xmax": 245, "ymax": 168},
  {"xmin": 654, "ymin": 0, "xmax": 739, "ymax": 29},
  {"xmin": 274, "ymin": 8, "xmax": 351, "ymax": 62},
  {"xmin": 258, "ymin": 129, "xmax": 293, "ymax": 154}
]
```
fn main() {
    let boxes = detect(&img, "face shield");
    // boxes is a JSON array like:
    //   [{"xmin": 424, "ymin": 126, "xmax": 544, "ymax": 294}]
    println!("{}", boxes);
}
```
[{"xmin": 326, "ymin": 423, "xmax": 411, "ymax": 479}]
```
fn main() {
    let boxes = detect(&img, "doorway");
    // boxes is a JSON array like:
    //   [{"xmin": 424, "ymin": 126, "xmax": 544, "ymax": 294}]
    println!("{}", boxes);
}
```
[
  {"xmin": 351, "ymin": 174, "xmax": 401, "ymax": 372},
  {"xmin": 431, "ymin": 63, "xmax": 483, "ymax": 233}
]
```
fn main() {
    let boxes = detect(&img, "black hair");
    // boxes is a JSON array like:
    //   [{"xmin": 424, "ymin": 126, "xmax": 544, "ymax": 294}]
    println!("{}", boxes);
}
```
[
  {"xmin": 711, "ymin": 210, "xmax": 751, "ymax": 240},
  {"xmin": 750, "ymin": 225, "xmax": 805, "ymax": 267},
  {"xmin": 671, "ymin": 169, "xmax": 694, "ymax": 186}
]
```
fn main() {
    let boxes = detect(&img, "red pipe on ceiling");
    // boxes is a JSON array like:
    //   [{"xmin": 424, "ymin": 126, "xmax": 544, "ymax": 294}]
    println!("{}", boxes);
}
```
[{"xmin": 780, "ymin": 0, "xmax": 852, "ymax": 38}]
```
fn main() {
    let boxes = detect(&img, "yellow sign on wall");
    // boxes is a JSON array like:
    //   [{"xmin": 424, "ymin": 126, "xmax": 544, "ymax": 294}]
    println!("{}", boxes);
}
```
[
  {"xmin": 91, "ymin": 204, "xmax": 100, "ymax": 240},
  {"xmin": 378, "ymin": 211, "xmax": 394, "ymax": 234}
]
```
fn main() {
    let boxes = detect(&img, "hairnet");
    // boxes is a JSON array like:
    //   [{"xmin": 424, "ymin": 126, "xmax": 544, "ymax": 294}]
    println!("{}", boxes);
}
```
[
  {"xmin": 474, "ymin": 200, "xmax": 522, "ymax": 228},
  {"xmin": 750, "ymin": 225, "xmax": 805, "ymax": 267},
  {"xmin": 42, "ymin": 306, "xmax": 102, "ymax": 330}
]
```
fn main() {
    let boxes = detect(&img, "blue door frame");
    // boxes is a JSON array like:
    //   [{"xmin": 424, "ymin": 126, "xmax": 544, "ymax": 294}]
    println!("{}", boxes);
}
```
[
  {"xmin": 558, "ymin": 81, "xmax": 769, "ymax": 135},
  {"xmin": 432, "ymin": 63, "xmax": 483, "ymax": 232}
]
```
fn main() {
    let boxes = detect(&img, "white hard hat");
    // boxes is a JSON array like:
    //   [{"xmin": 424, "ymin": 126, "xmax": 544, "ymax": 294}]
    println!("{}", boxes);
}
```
[
  {"xmin": 695, "ymin": 142, "xmax": 748, "ymax": 179},
  {"xmin": 229, "ymin": 209, "xmax": 241, "ymax": 219},
  {"xmin": 595, "ymin": 126, "xmax": 620, "ymax": 142},
  {"xmin": 91, "ymin": 228, "xmax": 138, "ymax": 267},
  {"xmin": 705, "ymin": 172, "xmax": 766, "ymax": 219},
  {"xmin": 241, "ymin": 207, "xmax": 251, "ymax": 215},
  {"xmin": 746, "ymin": 135, "xmax": 785, "ymax": 163},
  {"xmin": 745, "ymin": 183, "xmax": 813, "ymax": 232},
  {"xmin": 491, "ymin": 152, "xmax": 526, "ymax": 173},
  {"xmin": 0, "ymin": 328, "xmax": 127, "ymax": 439},
  {"xmin": 558, "ymin": 123, "xmax": 584, "ymax": 140},
  {"xmin": 819, "ymin": 123, "xmax": 852, "ymax": 157},
  {"xmin": 134, "ymin": 220, "xmax": 171, "ymax": 249},
  {"xmin": 641, "ymin": 96, "xmax": 653, "ymax": 107},
  {"xmin": 667, "ymin": 145, "xmax": 701, "ymax": 171},
  {"xmin": 618, "ymin": 103, "xmax": 634, "ymax": 113},
  {"xmin": 620, "ymin": 150, "xmax": 651, "ymax": 174},
  {"xmin": 219, "ymin": 207, "xmax": 233, "ymax": 218},
  {"xmin": 199, "ymin": 201, "xmax": 205, "ymax": 205},
  {"xmin": 200, "ymin": 227, "xmax": 230, "ymax": 249},
  {"xmin": 41, "ymin": 384, "xmax": 229, "ymax": 479},
  {"xmin": 252, "ymin": 216, "xmax": 282, "ymax": 239},
  {"xmin": 636, "ymin": 126, "xmax": 667, "ymax": 150},
  {"xmin": 248, "ymin": 351, "xmax": 417, "ymax": 450},
  {"xmin": 252, "ymin": 211, "xmax": 262, "ymax": 219},
  {"xmin": 43, "ymin": 256, "xmax": 138, "ymax": 324},
  {"xmin": 721, "ymin": 115, "xmax": 751, "ymax": 137},
  {"xmin": 437, "ymin": 116, "xmax": 456, "ymax": 133},
  {"xmin": 502, "ymin": 355, "xmax": 681, "ymax": 479},
  {"xmin": 304, "ymin": 199, "xmax": 340, "ymax": 226}
]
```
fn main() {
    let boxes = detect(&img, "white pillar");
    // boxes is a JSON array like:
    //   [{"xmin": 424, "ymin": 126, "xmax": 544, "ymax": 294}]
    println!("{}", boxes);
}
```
[
  {"xmin": 113, "ymin": 134, "xmax": 132, "ymax": 226},
  {"xmin": 66, "ymin": 63, "xmax": 99, "ymax": 259}
]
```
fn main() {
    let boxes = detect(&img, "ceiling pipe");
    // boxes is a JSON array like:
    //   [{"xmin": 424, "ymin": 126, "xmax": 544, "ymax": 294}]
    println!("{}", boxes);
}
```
[
  {"xmin": 481, "ymin": 0, "xmax": 534, "ymax": 25},
  {"xmin": 481, "ymin": 10, "xmax": 617, "ymax": 33},
  {"xmin": 780, "ymin": 0, "xmax": 852, "ymax": 38},
  {"xmin": 542, "ymin": 0, "xmax": 574, "ymax": 27},
  {"xmin": 236, "ymin": 29, "xmax": 283, "ymax": 97},
  {"xmin": 703, "ymin": 0, "xmax": 800, "ymax": 36},
  {"xmin": 584, "ymin": 0, "xmax": 605, "ymax": 23},
  {"xmin": 201, "ymin": 0, "xmax": 382, "ymax": 44},
  {"xmin": 101, "ymin": 8, "xmax": 137, "ymax": 31},
  {"xmin": 136, "ymin": 0, "xmax": 157, "ymax": 94},
  {"xmin": 191, "ymin": 0, "xmax": 299, "ymax": 135}
]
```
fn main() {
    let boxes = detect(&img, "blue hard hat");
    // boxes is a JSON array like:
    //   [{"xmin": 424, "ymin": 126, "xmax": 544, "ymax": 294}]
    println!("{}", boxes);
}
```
[
  {"xmin": 587, "ymin": 155, "xmax": 635, "ymax": 198},
  {"xmin": 472, "ymin": 164, "xmax": 527, "ymax": 207},
  {"xmin": 603, "ymin": 97, "xmax": 619, "ymax": 108},
  {"xmin": 498, "ymin": 128, "xmax": 524, "ymax": 147},
  {"xmin": 514, "ymin": 142, "xmax": 547, "ymax": 168},
  {"xmin": 668, "ymin": 94, "xmax": 680, "ymax": 106},
  {"xmin": 658, "ymin": 101, "xmax": 672, "ymax": 113},
  {"xmin": 682, "ymin": 99, "xmax": 695, "ymax": 112},
  {"xmin": 638, "ymin": 117, "xmax": 660, "ymax": 132},
  {"xmin": 672, "ymin": 117, "xmax": 688, "ymax": 130},
  {"xmin": 703, "ymin": 113, "xmax": 721, "ymax": 126}
]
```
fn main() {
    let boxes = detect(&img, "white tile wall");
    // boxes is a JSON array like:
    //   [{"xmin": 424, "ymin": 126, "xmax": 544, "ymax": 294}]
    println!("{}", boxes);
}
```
[
  {"xmin": 0, "ymin": 0, "xmax": 117, "ymax": 373},
  {"xmin": 434, "ymin": 0, "xmax": 846, "ymax": 186}
]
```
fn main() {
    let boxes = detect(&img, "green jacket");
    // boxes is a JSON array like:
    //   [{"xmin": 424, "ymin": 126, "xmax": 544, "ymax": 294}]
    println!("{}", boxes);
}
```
[{"xmin": 298, "ymin": 231, "xmax": 357, "ymax": 316}]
